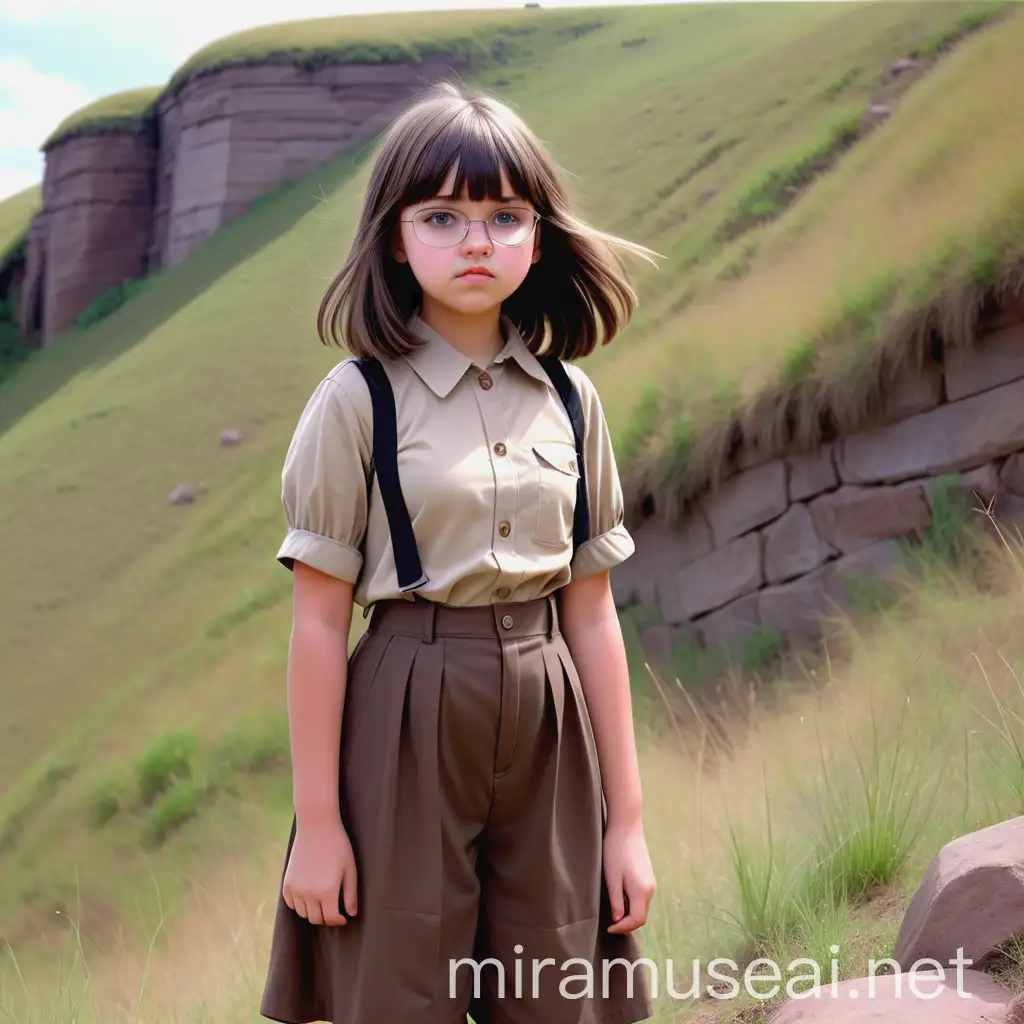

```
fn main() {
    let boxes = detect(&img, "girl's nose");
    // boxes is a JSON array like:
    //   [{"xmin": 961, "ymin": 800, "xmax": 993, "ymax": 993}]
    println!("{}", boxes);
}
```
[{"xmin": 462, "ymin": 220, "xmax": 493, "ymax": 250}]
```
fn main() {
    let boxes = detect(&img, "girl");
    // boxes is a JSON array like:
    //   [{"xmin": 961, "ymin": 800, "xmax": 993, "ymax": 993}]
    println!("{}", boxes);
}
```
[{"xmin": 261, "ymin": 81, "xmax": 658, "ymax": 1024}]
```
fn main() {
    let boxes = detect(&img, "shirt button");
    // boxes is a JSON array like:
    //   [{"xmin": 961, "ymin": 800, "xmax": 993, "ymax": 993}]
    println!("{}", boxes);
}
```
[
  {"xmin": 495, "ymin": 587, "xmax": 510, "ymax": 599},
  {"xmin": 498, "ymin": 521, "xmax": 511, "ymax": 537},
  {"xmin": 502, "ymin": 614, "xmax": 514, "ymax": 629},
  {"xmin": 569, "ymin": 458, "xmax": 576, "ymax": 471},
  {"xmin": 494, "ymin": 442, "xmax": 507, "ymax": 456},
  {"xmin": 478, "ymin": 372, "xmax": 493, "ymax": 390}
]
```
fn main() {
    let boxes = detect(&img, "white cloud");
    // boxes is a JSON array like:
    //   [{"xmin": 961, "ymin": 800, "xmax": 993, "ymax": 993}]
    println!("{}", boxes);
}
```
[
  {"xmin": 0, "ymin": 57, "xmax": 95, "ymax": 200},
  {"xmin": 0, "ymin": 0, "xmax": 532, "ymax": 63},
  {"xmin": 0, "ymin": 56, "xmax": 93, "ymax": 150},
  {"xmin": 0, "ymin": 164, "xmax": 39, "ymax": 199}
]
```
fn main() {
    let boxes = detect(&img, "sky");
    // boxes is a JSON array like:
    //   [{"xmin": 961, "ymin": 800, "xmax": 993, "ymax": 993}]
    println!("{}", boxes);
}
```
[{"xmin": 0, "ymin": 0, "xmax": 679, "ymax": 201}]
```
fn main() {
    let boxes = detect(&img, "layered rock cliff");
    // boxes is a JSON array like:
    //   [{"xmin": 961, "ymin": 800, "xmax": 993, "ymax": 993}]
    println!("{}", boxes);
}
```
[{"xmin": 18, "ymin": 54, "xmax": 464, "ymax": 346}]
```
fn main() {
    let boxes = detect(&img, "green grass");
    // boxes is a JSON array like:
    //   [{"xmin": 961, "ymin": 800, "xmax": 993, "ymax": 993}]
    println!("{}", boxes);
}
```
[
  {"xmin": 3, "ymin": 0, "xmax": 1024, "ymax": 1018},
  {"xmin": 41, "ymin": 87, "xmax": 162, "ymax": 149},
  {"xmin": 603, "ymin": 0, "xmax": 1022, "ymax": 511},
  {"xmin": 0, "ymin": 185, "xmax": 40, "ymax": 270},
  {"xmin": 43, "ymin": 6, "xmax": 606, "ymax": 148}
]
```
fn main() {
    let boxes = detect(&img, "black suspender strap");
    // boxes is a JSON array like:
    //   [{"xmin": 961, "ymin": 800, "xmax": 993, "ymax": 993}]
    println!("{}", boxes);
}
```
[
  {"xmin": 536, "ymin": 354, "xmax": 591, "ymax": 552},
  {"xmin": 352, "ymin": 358, "xmax": 428, "ymax": 593}
]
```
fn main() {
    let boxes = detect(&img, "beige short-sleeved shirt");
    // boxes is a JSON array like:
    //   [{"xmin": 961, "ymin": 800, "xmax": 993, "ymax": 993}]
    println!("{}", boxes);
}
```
[{"xmin": 275, "ymin": 313, "xmax": 634, "ymax": 608}]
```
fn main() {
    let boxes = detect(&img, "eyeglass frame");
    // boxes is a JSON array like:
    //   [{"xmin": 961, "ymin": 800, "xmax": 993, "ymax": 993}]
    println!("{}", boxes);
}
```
[{"xmin": 398, "ymin": 208, "xmax": 542, "ymax": 248}]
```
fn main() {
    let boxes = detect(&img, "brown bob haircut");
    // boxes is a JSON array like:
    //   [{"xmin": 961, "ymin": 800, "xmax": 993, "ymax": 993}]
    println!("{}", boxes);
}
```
[{"xmin": 317, "ymin": 81, "xmax": 657, "ymax": 361}]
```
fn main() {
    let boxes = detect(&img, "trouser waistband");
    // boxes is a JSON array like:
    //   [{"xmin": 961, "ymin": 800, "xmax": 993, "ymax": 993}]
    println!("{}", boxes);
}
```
[{"xmin": 367, "ymin": 593, "xmax": 559, "ymax": 643}]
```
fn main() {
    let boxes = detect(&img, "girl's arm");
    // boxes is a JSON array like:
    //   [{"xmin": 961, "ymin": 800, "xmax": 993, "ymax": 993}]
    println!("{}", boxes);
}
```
[
  {"xmin": 288, "ymin": 562, "xmax": 355, "ymax": 827},
  {"xmin": 560, "ymin": 568, "xmax": 655, "ymax": 933},
  {"xmin": 559, "ymin": 569, "xmax": 643, "ymax": 829}
]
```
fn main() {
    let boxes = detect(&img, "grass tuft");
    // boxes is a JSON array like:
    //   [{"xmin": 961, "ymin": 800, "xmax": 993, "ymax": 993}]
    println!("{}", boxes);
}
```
[
  {"xmin": 134, "ymin": 731, "xmax": 197, "ymax": 808},
  {"xmin": 717, "ymin": 109, "xmax": 864, "ymax": 242},
  {"xmin": 42, "ymin": 87, "xmax": 162, "ymax": 150}
]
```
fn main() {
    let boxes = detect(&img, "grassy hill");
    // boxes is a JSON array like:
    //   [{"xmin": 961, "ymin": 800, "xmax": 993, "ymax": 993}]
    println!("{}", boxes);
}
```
[
  {"xmin": 0, "ymin": 184, "xmax": 40, "ymax": 269},
  {"xmin": 3, "ymin": 2, "xmax": 1024, "ymax": 1020}
]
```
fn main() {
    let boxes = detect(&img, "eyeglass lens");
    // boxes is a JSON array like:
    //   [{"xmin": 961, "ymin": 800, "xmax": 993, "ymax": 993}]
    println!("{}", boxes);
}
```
[{"xmin": 411, "ymin": 209, "xmax": 538, "ymax": 247}]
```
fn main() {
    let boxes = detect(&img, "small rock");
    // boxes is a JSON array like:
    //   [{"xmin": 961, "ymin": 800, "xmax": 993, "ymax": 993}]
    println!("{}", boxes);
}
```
[
  {"xmin": 864, "ymin": 103, "xmax": 892, "ymax": 128},
  {"xmin": 886, "ymin": 57, "xmax": 921, "ymax": 78},
  {"xmin": 168, "ymin": 484, "xmax": 197, "ymax": 505},
  {"xmin": 220, "ymin": 429, "xmax": 244, "ymax": 446},
  {"xmin": 767, "ymin": 967, "xmax": 1011, "ymax": 1022}
]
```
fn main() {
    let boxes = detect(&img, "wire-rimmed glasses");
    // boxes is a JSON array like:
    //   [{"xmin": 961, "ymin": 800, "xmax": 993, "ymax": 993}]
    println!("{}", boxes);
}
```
[{"xmin": 400, "ymin": 208, "xmax": 541, "ymax": 248}]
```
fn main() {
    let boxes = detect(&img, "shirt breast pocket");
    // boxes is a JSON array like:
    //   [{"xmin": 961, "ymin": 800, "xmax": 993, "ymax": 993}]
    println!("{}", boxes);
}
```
[{"xmin": 530, "ymin": 440, "xmax": 580, "ymax": 548}]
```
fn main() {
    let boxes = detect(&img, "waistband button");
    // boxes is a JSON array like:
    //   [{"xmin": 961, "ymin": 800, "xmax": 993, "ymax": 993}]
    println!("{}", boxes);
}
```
[{"xmin": 501, "ymin": 614, "xmax": 514, "ymax": 629}]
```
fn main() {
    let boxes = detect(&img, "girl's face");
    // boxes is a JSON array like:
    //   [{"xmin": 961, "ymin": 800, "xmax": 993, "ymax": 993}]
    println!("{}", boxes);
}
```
[{"xmin": 394, "ymin": 165, "xmax": 541, "ymax": 319}]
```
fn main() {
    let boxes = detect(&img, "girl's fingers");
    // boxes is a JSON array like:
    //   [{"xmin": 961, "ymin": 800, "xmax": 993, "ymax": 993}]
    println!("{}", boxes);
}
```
[{"xmin": 341, "ymin": 865, "xmax": 358, "ymax": 919}]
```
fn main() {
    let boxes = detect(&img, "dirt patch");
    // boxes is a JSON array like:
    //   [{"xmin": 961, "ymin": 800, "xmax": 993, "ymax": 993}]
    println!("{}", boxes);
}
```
[
  {"xmin": 851, "ymin": 881, "xmax": 908, "ymax": 925},
  {"xmin": 682, "ymin": 995, "xmax": 786, "ymax": 1023}
]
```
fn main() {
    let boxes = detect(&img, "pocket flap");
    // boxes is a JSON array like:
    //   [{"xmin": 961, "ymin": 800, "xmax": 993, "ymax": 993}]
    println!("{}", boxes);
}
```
[{"xmin": 532, "ymin": 441, "xmax": 579, "ymax": 477}]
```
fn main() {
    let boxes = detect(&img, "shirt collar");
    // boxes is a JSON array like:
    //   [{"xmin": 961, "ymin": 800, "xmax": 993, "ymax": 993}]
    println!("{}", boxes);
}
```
[{"xmin": 403, "ymin": 313, "xmax": 555, "ymax": 398}]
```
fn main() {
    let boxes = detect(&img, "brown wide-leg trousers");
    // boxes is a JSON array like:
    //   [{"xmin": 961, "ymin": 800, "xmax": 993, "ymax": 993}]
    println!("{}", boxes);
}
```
[{"xmin": 260, "ymin": 593, "xmax": 653, "ymax": 1024}]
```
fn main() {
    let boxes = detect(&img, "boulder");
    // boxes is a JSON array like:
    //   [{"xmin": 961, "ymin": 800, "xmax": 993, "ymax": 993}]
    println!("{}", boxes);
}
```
[
  {"xmin": 892, "ymin": 816, "xmax": 1024, "ymax": 972},
  {"xmin": 168, "ymin": 484, "xmax": 197, "ymax": 505},
  {"xmin": 767, "ymin": 967, "xmax": 1011, "ymax": 1022}
]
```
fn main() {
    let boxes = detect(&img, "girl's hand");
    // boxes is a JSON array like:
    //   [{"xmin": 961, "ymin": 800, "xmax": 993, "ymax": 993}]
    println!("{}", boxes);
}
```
[
  {"xmin": 604, "ymin": 818, "xmax": 656, "ymax": 934},
  {"xmin": 283, "ymin": 816, "xmax": 358, "ymax": 927}
]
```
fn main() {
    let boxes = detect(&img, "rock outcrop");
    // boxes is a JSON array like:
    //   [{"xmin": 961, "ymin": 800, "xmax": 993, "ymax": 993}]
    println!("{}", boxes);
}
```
[
  {"xmin": 149, "ymin": 57, "xmax": 459, "ymax": 270},
  {"xmin": 19, "ymin": 54, "xmax": 464, "ymax": 346},
  {"xmin": 764, "ymin": 815, "xmax": 1024, "ymax": 1023},
  {"xmin": 615, "ymin": 308, "xmax": 1024, "ymax": 663},
  {"xmin": 20, "ymin": 132, "xmax": 155, "ymax": 341}
]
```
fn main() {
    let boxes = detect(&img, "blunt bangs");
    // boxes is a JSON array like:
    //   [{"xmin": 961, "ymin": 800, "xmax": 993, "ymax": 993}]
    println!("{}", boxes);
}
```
[{"xmin": 400, "ymin": 109, "xmax": 543, "ymax": 212}]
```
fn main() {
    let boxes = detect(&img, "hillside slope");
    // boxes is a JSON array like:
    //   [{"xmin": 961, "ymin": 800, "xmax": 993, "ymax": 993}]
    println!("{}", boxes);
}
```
[{"xmin": 0, "ymin": 0, "xmax": 1016, "ymax": 963}]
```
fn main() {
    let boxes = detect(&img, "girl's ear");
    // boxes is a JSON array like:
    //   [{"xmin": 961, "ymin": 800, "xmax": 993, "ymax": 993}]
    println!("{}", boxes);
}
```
[{"xmin": 531, "ymin": 221, "xmax": 541, "ymax": 265}]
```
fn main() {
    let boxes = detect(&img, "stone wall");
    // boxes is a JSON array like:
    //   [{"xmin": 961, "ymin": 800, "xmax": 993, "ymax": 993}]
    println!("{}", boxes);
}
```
[
  {"xmin": 18, "ymin": 55, "xmax": 463, "ymax": 346},
  {"xmin": 612, "ymin": 308, "xmax": 1024, "ymax": 663}
]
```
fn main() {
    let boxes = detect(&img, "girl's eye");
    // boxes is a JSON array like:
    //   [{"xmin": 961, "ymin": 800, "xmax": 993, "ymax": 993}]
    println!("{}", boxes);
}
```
[
  {"xmin": 427, "ymin": 212, "xmax": 456, "ymax": 227},
  {"xmin": 493, "ymin": 211, "xmax": 519, "ymax": 225}
]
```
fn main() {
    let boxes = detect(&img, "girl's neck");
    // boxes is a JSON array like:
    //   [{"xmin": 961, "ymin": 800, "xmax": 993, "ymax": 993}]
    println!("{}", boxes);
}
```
[{"xmin": 419, "ymin": 299, "xmax": 505, "ymax": 367}]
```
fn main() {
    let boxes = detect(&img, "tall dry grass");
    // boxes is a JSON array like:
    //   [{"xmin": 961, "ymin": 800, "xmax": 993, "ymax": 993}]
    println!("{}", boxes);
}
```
[{"xmin": 8, "ymin": 519, "xmax": 1024, "ymax": 1021}]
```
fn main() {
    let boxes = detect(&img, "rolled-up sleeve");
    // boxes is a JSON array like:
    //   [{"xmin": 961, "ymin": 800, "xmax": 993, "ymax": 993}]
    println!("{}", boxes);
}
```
[
  {"xmin": 566, "ymin": 364, "xmax": 635, "ymax": 580},
  {"xmin": 276, "ymin": 362, "xmax": 370, "ymax": 583}
]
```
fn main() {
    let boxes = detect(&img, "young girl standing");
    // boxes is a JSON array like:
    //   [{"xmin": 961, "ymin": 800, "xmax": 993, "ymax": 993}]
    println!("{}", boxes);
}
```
[{"xmin": 260, "ymin": 81, "xmax": 657, "ymax": 1024}]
